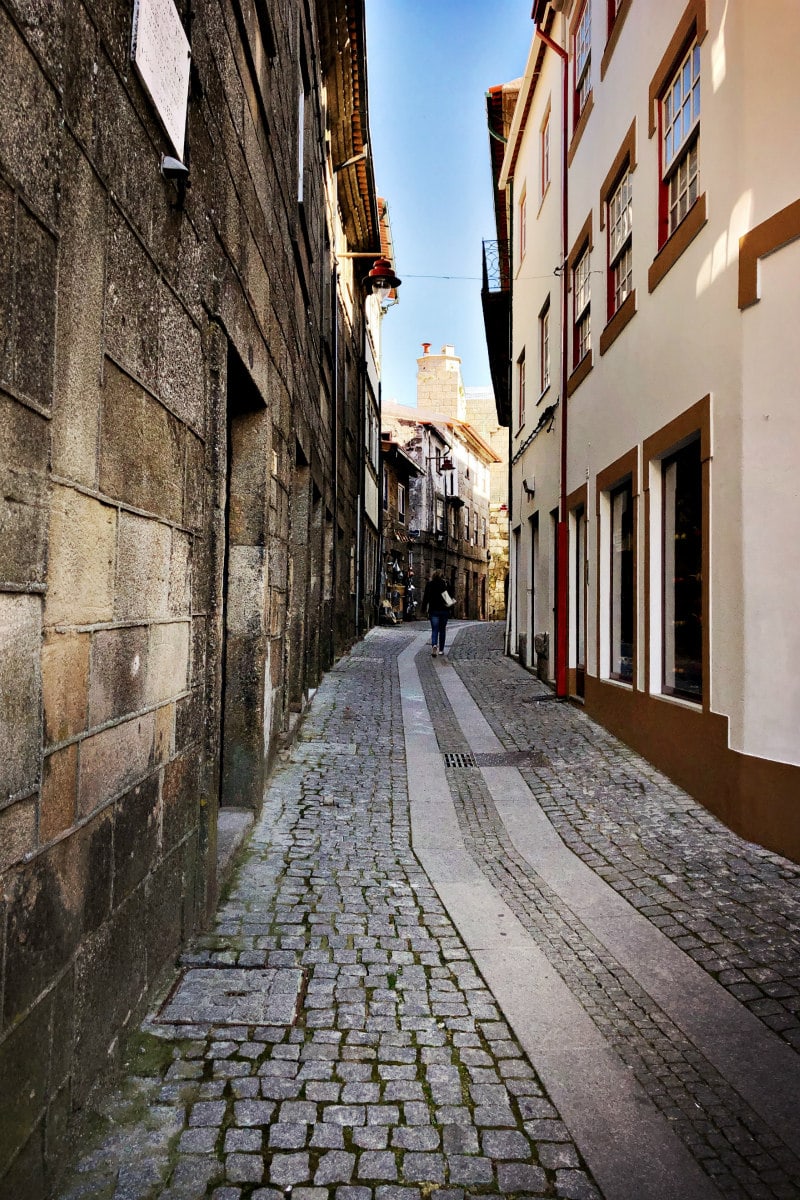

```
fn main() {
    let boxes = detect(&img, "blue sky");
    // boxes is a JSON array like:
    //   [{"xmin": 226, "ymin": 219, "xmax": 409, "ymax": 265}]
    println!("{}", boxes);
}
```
[{"xmin": 365, "ymin": 0, "xmax": 533, "ymax": 407}]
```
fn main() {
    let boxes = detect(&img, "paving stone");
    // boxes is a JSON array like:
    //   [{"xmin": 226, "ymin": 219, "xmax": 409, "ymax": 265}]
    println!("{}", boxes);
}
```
[
  {"xmin": 401, "ymin": 1152, "xmax": 445, "ymax": 1183},
  {"xmin": 480, "ymin": 1129, "xmax": 531, "ymax": 1159},
  {"xmin": 269, "ymin": 1152, "xmax": 311, "ymax": 1186},
  {"xmin": 358, "ymin": 1151, "xmax": 398, "ymax": 1180},
  {"xmin": 446, "ymin": 1155, "xmax": 494, "ymax": 1186},
  {"xmin": 497, "ymin": 1162, "xmax": 547, "ymax": 1192},
  {"xmin": 224, "ymin": 1128, "xmax": 262, "ymax": 1153},
  {"xmin": 353, "ymin": 1126, "xmax": 389, "ymax": 1150},
  {"xmin": 234, "ymin": 1100, "xmax": 275, "ymax": 1127},
  {"xmin": 391, "ymin": 1126, "xmax": 439, "ymax": 1151},
  {"xmin": 225, "ymin": 1154, "xmax": 264, "ymax": 1184}
]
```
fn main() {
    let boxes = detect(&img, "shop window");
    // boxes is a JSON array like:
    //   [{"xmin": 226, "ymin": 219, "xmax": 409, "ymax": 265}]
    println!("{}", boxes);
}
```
[
  {"xmin": 662, "ymin": 438, "xmax": 702, "ymax": 700},
  {"xmin": 610, "ymin": 477, "xmax": 634, "ymax": 681}
]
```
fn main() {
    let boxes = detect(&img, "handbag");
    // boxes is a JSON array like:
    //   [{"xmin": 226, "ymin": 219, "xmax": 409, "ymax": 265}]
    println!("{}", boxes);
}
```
[{"xmin": 441, "ymin": 589, "xmax": 454, "ymax": 607}]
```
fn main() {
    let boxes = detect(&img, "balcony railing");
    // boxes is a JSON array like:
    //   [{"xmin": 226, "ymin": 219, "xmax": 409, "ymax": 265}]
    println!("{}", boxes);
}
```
[{"xmin": 482, "ymin": 238, "xmax": 511, "ymax": 293}]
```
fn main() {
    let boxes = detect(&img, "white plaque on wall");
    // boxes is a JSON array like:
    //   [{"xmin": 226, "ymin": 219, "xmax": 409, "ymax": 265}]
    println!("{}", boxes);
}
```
[{"xmin": 131, "ymin": 0, "xmax": 191, "ymax": 160}]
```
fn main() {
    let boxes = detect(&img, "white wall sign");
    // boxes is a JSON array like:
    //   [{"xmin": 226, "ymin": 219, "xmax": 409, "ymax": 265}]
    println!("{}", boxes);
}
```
[{"xmin": 131, "ymin": 0, "xmax": 191, "ymax": 160}]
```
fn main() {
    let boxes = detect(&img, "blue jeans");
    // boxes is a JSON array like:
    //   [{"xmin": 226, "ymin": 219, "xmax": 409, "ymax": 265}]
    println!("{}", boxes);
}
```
[{"xmin": 430, "ymin": 610, "xmax": 449, "ymax": 651}]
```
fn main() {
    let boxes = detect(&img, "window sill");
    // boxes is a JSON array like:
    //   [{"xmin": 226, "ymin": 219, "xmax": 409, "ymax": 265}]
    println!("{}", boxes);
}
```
[
  {"xmin": 567, "ymin": 350, "xmax": 593, "ymax": 396},
  {"xmin": 599, "ymin": 289, "xmax": 637, "ymax": 355},
  {"xmin": 648, "ymin": 192, "xmax": 707, "ymax": 293},
  {"xmin": 536, "ymin": 384, "xmax": 551, "ymax": 406},
  {"xmin": 652, "ymin": 690, "xmax": 703, "ymax": 711},
  {"xmin": 568, "ymin": 91, "xmax": 594, "ymax": 168}
]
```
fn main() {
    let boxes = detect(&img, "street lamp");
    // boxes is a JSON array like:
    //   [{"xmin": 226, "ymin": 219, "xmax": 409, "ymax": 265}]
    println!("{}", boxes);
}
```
[{"xmin": 366, "ymin": 257, "xmax": 402, "ymax": 302}]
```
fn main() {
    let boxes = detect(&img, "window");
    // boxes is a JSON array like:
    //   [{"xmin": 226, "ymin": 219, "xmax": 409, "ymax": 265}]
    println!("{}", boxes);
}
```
[
  {"xmin": 398, "ymin": 483, "xmax": 406, "ymax": 525},
  {"xmin": 473, "ymin": 511, "xmax": 479, "ymax": 545},
  {"xmin": 662, "ymin": 438, "xmax": 702, "ymax": 700},
  {"xmin": 519, "ymin": 190, "xmax": 527, "ymax": 263},
  {"xmin": 661, "ymin": 43, "xmax": 700, "ymax": 239},
  {"xmin": 610, "ymin": 477, "xmax": 634, "ymax": 681},
  {"xmin": 574, "ymin": 1, "xmax": 592, "ymax": 127},
  {"xmin": 482, "ymin": 516, "xmax": 487, "ymax": 548},
  {"xmin": 382, "ymin": 470, "xmax": 388, "ymax": 510},
  {"xmin": 464, "ymin": 506, "xmax": 471, "ymax": 541},
  {"xmin": 435, "ymin": 496, "xmax": 445, "ymax": 534},
  {"xmin": 607, "ymin": 0, "xmax": 623, "ymax": 28},
  {"xmin": 539, "ymin": 299, "xmax": 551, "ymax": 393},
  {"xmin": 517, "ymin": 350, "xmax": 526, "ymax": 427},
  {"xmin": 608, "ymin": 169, "xmax": 632, "ymax": 316},
  {"xmin": 573, "ymin": 505, "xmax": 586, "ymax": 672},
  {"xmin": 541, "ymin": 110, "xmax": 551, "ymax": 198},
  {"xmin": 573, "ymin": 249, "xmax": 591, "ymax": 365}
]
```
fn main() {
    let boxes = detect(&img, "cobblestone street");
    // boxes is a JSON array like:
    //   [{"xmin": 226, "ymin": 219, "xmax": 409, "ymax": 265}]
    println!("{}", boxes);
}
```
[{"xmin": 57, "ymin": 623, "xmax": 800, "ymax": 1200}]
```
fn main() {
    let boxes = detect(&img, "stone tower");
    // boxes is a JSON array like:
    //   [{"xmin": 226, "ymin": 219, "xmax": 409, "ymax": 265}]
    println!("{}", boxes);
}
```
[{"xmin": 416, "ymin": 343, "xmax": 467, "ymax": 420}]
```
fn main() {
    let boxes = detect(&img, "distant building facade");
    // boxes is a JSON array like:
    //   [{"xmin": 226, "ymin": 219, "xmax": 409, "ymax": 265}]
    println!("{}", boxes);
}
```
[
  {"xmin": 0, "ymin": 0, "xmax": 392, "ymax": 1192},
  {"xmin": 483, "ymin": 0, "xmax": 800, "ymax": 861},
  {"xmin": 382, "ymin": 346, "xmax": 501, "ymax": 620}
]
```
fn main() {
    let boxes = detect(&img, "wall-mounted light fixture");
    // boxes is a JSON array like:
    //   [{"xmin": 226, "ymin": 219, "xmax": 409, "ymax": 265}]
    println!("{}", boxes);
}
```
[
  {"xmin": 522, "ymin": 476, "xmax": 536, "ymax": 498},
  {"xmin": 337, "ymin": 253, "xmax": 402, "ymax": 310}
]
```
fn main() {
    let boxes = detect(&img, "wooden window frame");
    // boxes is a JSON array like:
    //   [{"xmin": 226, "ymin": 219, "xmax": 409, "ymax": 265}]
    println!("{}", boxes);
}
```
[{"xmin": 599, "ymin": 120, "xmax": 638, "ymax": 354}]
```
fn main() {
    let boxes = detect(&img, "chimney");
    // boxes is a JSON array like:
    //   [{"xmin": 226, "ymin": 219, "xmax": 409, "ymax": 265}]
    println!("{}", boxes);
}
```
[{"xmin": 421, "ymin": 342, "xmax": 431, "ymax": 355}]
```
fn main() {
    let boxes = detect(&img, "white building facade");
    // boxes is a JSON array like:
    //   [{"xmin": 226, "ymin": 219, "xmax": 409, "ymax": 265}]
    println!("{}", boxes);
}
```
[{"xmin": 484, "ymin": 0, "xmax": 800, "ymax": 860}]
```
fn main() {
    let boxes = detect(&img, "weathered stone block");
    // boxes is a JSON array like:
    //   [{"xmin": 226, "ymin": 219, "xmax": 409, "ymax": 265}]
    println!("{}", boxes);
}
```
[
  {"xmin": 190, "ymin": 615, "xmax": 207, "ymax": 687},
  {"xmin": 146, "ymin": 843, "xmax": 185, "ymax": 980},
  {"xmin": 0, "ymin": 6, "xmax": 59, "ymax": 224},
  {"xmin": 77, "ymin": 711, "xmax": 155, "ymax": 817},
  {"xmin": 99, "ymin": 360, "xmax": 184, "ymax": 523},
  {"xmin": 0, "ymin": 796, "xmax": 36, "ymax": 870},
  {"xmin": 183, "ymin": 430, "xmax": 206, "ymax": 530},
  {"xmin": 154, "ymin": 702, "xmax": 175, "ymax": 765},
  {"xmin": 88, "ymin": 624, "xmax": 149, "ymax": 727},
  {"xmin": 162, "ymin": 750, "xmax": 200, "ymax": 851},
  {"xmin": 175, "ymin": 687, "xmax": 203, "ymax": 753},
  {"xmin": 146, "ymin": 621, "xmax": 190, "ymax": 706},
  {"xmin": 40, "ymin": 744, "xmax": 78, "ymax": 842},
  {"xmin": 42, "ymin": 631, "xmax": 89, "ymax": 746},
  {"xmin": 62, "ymin": 0, "xmax": 96, "ymax": 143},
  {"xmin": 0, "ymin": 593, "xmax": 42, "ymax": 800},
  {"xmin": 73, "ymin": 893, "xmax": 147, "ymax": 1105},
  {"xmin": 113, "ymin": 774, "xmax": 160, "ymax": 901},
  {"xmin": 0, "ymin": 394, "xmax": 49, "ymax": 586},
  {"xmin": 114, "ymin": 510, "xmax": 171, "ymax": 622},
  {"xmin": 226, "ymin": 546, "xmax": 266, "ymax": 636},
  {"xmin": 45, "ymin": 485, "xmax": 116, "ymax": 627},
  {"xmin": 0, "ymin": 1005, "xmax": 46, "ymax": 1168},
  {"xmin": 168, "ymin": 530, "xmax": 192, "ymax": 617},
  {"xmin": 158, "ymin": 285, "xmax": 205, "ymax": 433},
  {"xmin": 15, "ymin": 203, "xmax": 57, "ymax": 407},
  {"xmin": 3, "ymin": 810, "xmax": 112, "ymax": 1024},
  {"xmin": 52, "ymin": 135, "xmax": 105, "ymax": 488},
  {"xmin": 104, "ymin": 203, "xmax": 159, "ymax": 387}
]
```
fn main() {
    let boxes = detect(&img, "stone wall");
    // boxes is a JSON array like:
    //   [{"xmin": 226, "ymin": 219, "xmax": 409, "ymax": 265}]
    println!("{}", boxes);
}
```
[{"xmin": 0, "ymin": 0, "xmax": 369, "ymax": 1193}]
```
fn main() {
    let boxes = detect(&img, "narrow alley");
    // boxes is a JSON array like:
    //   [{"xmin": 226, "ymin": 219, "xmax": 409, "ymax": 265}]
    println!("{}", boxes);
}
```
[{"xmin": 56, "ymin": 623, "xmax": 800, "ymax": 1200}]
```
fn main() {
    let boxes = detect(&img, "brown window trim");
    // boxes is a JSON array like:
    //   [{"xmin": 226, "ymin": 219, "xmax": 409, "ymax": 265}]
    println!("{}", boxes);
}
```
[
  {"xmin": 648, "ymin": 0, "xmax": 708, "ymax": 139},
  {"xmin": 599, "ymin": 120, "xmax": 637, "ymax": 230},
  {"xmin": 601, "ymin": 0, "xmax": 634, "ymax": 81},
  {"xmin": 648, "ymin": 192, "xmax": 707, "ymax": 292},
  {"xmin": 600, "ymin": 289, "xmax": 637, "ymax": 355},
  {"xmin": 739, "ymin": 198, "xmax": 800, "ymax": 309},
  {"xmin": 595, "ymin": 447, "xmax": 639, "ymax": 690},
  {"xmin": 568, "ymin": 91, "xmax": 594, "ymax": 168},
  {"xmin": 642, "ymin": 395, "xmax": 711, "ymax": 712},
  {"xmin": 567, "ymin": 350, "xmax": 593, "ymax": 395},
  {"xmin": 568, "ymin": 211, "xmax": 593, "ymax": 274}
]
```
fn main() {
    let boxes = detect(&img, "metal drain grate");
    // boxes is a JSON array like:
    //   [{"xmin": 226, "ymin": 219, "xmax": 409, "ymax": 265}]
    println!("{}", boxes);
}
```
[
  {"xmin": 524, "ymin": 694, "xmax": 562, "ymax": 703},
  {"xmin": 443, "ymin": 752, "xmax": 478, "ymax": 768},
  {"xmin": 443, "ymin": 749, "xmax": 550, "ymax": 769},
  {"xmin": 474, "ymin": 749, "xmax": 550, "ymax": 769}
]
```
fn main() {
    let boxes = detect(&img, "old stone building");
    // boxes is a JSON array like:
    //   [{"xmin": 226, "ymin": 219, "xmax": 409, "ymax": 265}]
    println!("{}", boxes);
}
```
[{"xmin": 0, "ymin": 0, "xmax": 391, "ymax": 1193}]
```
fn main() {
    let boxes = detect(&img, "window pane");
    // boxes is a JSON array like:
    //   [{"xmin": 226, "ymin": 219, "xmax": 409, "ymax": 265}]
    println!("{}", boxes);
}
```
[
  {"xmin": 610, "ymin": 479, "xmax": 634, "ymax": 681},
  {"xmin": 663, "ymin": 440, "xmax": 702, "ymax": 699}
]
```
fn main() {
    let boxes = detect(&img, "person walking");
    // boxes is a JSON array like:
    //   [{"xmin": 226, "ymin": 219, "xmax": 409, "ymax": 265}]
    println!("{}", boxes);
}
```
[{"xmin": 421, "ymin": 569, "xmax": 454, "ymax": 657}]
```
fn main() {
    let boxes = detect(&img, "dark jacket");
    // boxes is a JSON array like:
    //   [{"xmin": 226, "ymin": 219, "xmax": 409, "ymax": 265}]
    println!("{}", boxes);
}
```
[{"xmin": 421, "ymin": 576, "xmax": 452, "ymax": 613}]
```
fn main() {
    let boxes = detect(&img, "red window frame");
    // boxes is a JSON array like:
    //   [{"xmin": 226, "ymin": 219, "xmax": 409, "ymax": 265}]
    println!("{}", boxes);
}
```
[
  {"xmin": 606, "ymin": 169, "xmax": 632, "ymax": 320},
  {"xmin": 573, "ymin": 0, "xmax": 592, "ymax": 130},
  {"xmin": 572, "ymin": 248, "xmax": 591, "ymax": 367}
]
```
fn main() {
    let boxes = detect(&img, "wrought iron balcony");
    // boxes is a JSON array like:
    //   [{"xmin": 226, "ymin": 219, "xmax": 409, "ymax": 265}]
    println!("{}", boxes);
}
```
[{"xmin": 481, "ymin": 239, "xmax": 511, "ymax": 426}]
